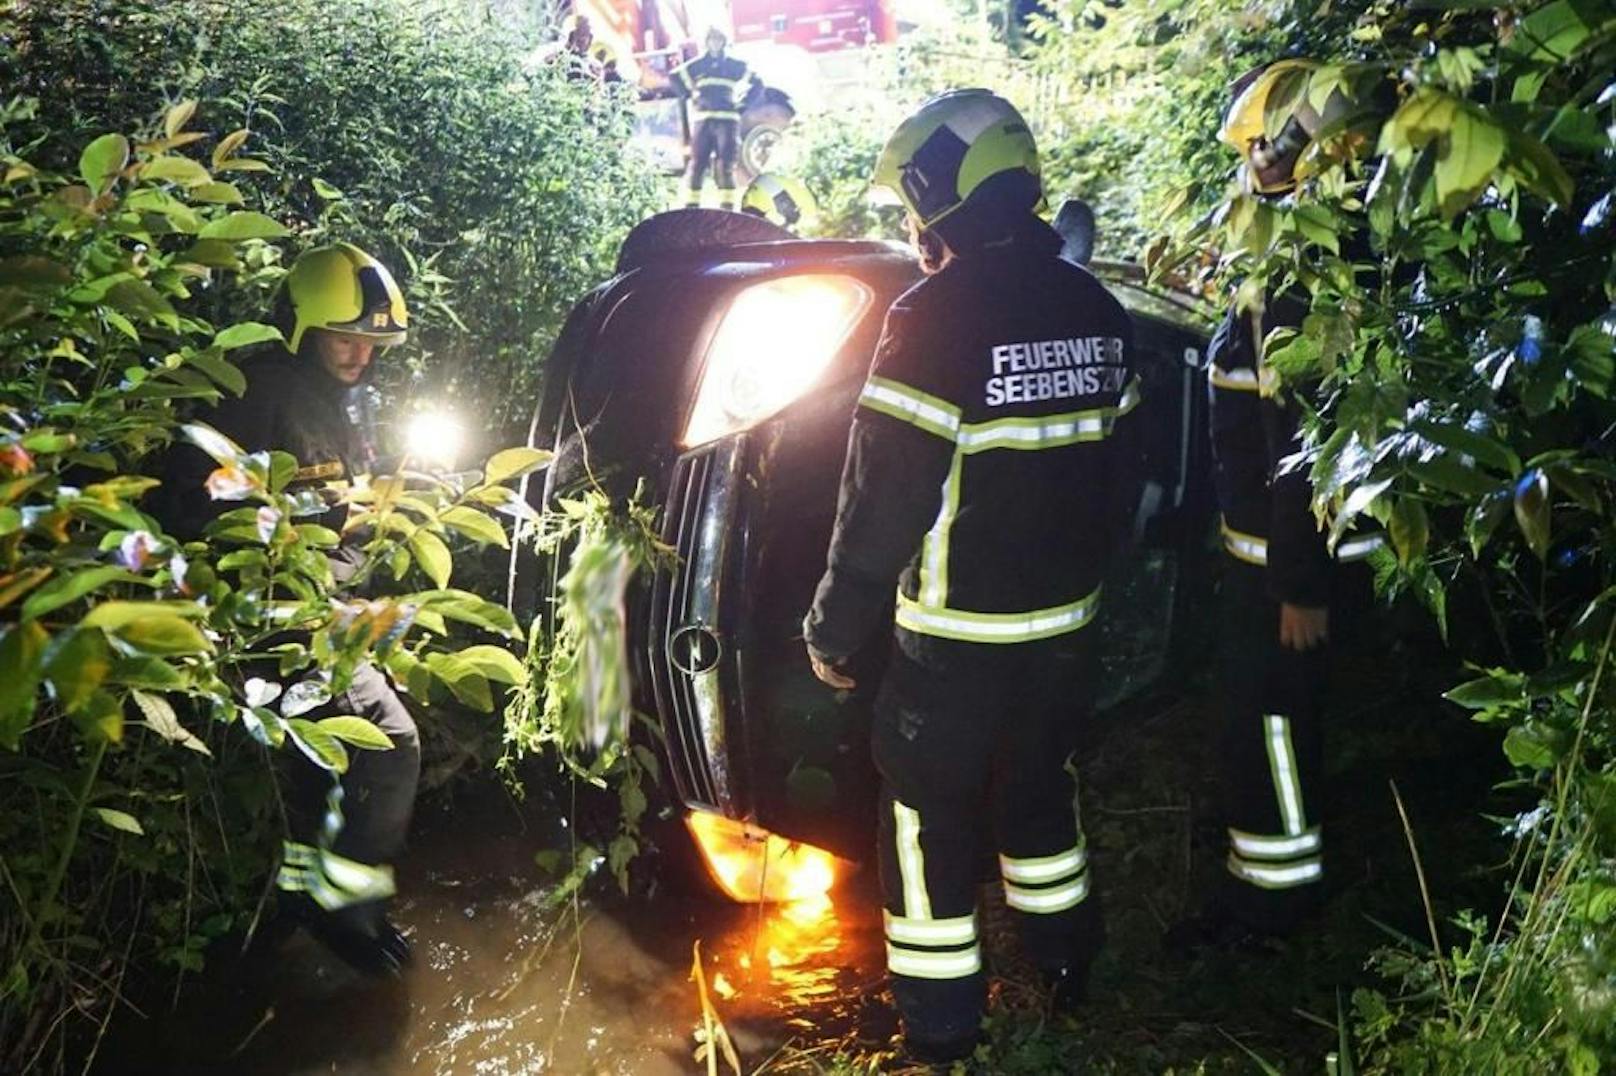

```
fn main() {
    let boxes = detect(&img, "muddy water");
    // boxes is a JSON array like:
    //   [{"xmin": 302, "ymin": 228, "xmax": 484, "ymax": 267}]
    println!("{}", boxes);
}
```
[{"xmin": 102, "ymin": 787, "xmax": 889, "ymax": 1076}]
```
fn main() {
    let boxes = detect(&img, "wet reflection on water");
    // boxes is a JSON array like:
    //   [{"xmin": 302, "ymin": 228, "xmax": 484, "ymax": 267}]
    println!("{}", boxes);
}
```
[{"xmin": 100, "ymin": 794, "xmax": 886, "ymax": 1075}]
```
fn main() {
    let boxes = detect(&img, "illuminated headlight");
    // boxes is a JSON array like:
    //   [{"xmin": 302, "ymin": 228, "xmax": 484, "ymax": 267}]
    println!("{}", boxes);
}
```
[
  {"xmin": 682, "ymin": 274, "xmax": 873, "ymax": 448},
  {"xmin": 404, "ymin": 410, "xmax": 464, "ymax": 470},
  {"xmin": 685, "ymin": 810, "xmax": 842, "ymax": 904}
]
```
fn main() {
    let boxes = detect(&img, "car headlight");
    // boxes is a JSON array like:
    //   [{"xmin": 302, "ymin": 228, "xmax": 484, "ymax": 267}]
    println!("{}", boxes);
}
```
[
  {"xmin": 685, "ymin": 810, "xmax": 842, "ymax": 904},
  {"xmin": 681, "ymin": 274, "xmax": 873, "ymax": 448}
]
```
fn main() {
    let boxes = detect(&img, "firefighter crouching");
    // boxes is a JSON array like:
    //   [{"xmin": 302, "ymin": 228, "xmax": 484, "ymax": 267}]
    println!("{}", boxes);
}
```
[
  {"xmin": 155, "ymin": 244, "xmax": 419, "ymax": 976},
  {"xmin": 1173, "ymin": 61, "xmax": 1387, "ymax": 946},
  {"xmin": 672, "ymin": 27, "xmax": 759, "ymax": 210},
  {"xmin": 803, "ymin": 90, "xmax": 1144, "ymax": 1062}
]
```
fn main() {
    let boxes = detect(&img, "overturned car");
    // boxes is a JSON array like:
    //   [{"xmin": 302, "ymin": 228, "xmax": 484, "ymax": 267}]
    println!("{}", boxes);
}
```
[{"xmin": 511, "ymin": 209, "xmax": 1216, "ymax": 901}]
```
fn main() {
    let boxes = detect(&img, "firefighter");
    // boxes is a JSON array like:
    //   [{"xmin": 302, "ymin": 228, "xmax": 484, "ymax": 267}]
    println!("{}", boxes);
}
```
[
  {"xmin": 739, "ymin": 172, "xmax": 817, "ymax": 232},
  {"xmin": 157, "ymin": 244, "xmax": 420, "ymax": 976},
  {"xmin": 802, "ymin": 89, "xmax": 1143, "ymax": 1062},
  {"xmin": 671, "ymin": 27, "xmax": 759, "ymax": 210},
  {"xmin": 1177, "ymin": 61, "xmax": 1386, "ymax": 945}
]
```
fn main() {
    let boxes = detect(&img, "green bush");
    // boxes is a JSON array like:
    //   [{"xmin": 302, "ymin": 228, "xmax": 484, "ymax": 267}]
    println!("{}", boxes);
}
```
[
  {"xmin": 2, "ymin": 0, "xmax": 661, "ymax": 442},
  {"xmin": 1152, "ymin": 1, "xmax": 1616, "ymax": 1070},
  {"xmin": 0, "ymin": 100, "xmax": 542, "ymax": 1070}
]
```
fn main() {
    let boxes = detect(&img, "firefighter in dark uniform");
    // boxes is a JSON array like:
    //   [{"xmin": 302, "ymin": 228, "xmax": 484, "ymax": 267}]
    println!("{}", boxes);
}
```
[
  {"xmin": 803, "ymin": 90, "xmax": 1144, "ymax": 1062},
  {"xmin": 1184, "ymin": 61, "xmax": 1386, "ymax": 942},
  {"xmin": 671, "ymin": 27, "xmax": 759, "ymax": 210},
  {"xmin": 157, "ymin": 244, "xmax": 419, "ymax": 975}
]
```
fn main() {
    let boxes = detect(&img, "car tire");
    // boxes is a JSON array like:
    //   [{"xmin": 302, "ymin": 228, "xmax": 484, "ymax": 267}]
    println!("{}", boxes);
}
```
[{"xmin": 738, "ymin": 102, "xmax": 793, "ymax": 185}]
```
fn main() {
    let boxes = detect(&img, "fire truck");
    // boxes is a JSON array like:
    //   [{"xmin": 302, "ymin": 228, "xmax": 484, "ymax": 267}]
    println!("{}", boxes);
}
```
[{"xmin": 570, "ymin": 0, "xmax": 899, "ymax": 179}]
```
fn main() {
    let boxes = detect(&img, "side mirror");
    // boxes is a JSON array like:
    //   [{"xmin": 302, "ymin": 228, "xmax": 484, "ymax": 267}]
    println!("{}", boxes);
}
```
[{"xmin": 1053, "ymin": 198, "xmax": 1096, "ymax": 265}]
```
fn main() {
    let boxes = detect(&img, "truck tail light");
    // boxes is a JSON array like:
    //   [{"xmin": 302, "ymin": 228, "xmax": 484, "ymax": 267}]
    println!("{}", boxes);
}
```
[
  {"xmin": 681, "ymin": 274, "xmax": 873, "ymax": 448},
  {"xmin": 685, "ymin": 809, "xmax": 842, "ymax": 904}
]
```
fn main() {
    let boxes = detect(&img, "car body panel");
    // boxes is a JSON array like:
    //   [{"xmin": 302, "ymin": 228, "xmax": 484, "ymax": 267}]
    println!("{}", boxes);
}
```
[{"xmin": 514, "ymin": 211, "xmax": 1215, "ymax": 862}]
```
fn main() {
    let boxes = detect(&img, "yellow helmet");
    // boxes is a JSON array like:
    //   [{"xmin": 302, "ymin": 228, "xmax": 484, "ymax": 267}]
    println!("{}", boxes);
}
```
[
  {"xmin": 1219, "ymin": 59, "xmax": 1355, "ymax": 194},
  {"xmin": 740, "ymin": 173, "xmax": 818, "ymax": 230},
  {"xmin": 281, "ymin": 243, "xmax": 408, "ymax": 354},
  {"xmin": 872, "ymin": 89, "xmax": 1041, "ymax": 232}
]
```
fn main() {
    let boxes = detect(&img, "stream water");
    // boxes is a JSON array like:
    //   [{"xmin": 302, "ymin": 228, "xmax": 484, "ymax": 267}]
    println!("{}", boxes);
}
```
[{"xmin": 99, "ymin": 785, "xmax": 889, "ymax": 1076}]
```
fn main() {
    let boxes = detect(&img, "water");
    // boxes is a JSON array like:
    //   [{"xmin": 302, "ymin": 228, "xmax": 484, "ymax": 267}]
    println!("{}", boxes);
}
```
[{"xmin": 101, "ymin": 786, "xmax": 888, "ymax": 1075}]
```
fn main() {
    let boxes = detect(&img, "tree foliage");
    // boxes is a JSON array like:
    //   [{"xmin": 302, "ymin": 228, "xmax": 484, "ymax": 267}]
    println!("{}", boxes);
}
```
[
  {"xmin": 1142, "ymin": 1, "xmax": 1616, "ymax": 1069},
  {"xmin": 0, "ymin": 97, "xmax": 549, "ymax": 1069},
  {"xmin": 2, "ymin": 0, "xmax": 661, "ymax": 441}
]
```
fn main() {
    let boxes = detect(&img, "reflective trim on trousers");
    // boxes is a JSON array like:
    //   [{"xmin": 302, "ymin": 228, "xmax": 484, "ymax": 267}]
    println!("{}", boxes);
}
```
[
  {"xmin": 1228, "ymin": 826, "xmax": 1322, "ymax": 860},
  {"xmin": 893, "ymin": 800, "xmax": 932, "ymax": 919},
  {"xmin": 1263, "ymin": 714, "xmax": 1307, "ymax": 837},
  {"xmin": 277, "ymin": 839, "xmax": 397, "ymax": 910},
  {"xmin": 895, "ymin": 585, "xmax": 1100, "ymax": 644},
  {"xmin": 884, "ymin": 910, "xmax": 976, "ymax": 946},
  {"xmin": 1226, "ymin": 851, "xmax": 1323, "ymax": 890},
  {"xmin": 886, "ymin": 943, "xmax": 982, "ymax": 979},
  {"xmin": 1003, "ymin": 868, "xmax": 1091, "ymax": 914},
  {"xmin": 999, "ymin": 844, "xmax": 1087, "ymax": 884}
]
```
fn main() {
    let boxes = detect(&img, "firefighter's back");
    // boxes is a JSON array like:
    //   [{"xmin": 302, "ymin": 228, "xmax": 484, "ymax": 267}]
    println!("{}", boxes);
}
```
[{"xmin": 876, "ymin": 243, "xmax": 1140, "ymax": 646}]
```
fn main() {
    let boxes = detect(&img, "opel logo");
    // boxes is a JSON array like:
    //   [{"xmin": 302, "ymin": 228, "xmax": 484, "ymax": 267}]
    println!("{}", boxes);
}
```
[{"xmin": 668, "ymin": 623, "xmax": 722, "ymax": 676}]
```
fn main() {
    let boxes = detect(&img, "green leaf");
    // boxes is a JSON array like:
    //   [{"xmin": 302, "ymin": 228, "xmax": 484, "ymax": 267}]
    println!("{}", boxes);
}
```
[
  {"xmin": 82, "ymin": 600, "xmax": 205, "ymax": 629},
  {"xmin": 1408, "ymin": 458, "xmax": 1503, "ymax": 499},
  {"xmin": 1388, "ymin": 498, "xmax": 1429, "ymax": 566},
  {"xmin": 214, "ymin": 321, "xmax": 283, "ymax": 351},
  {"xmin": 189, "ymin": 181, "xmax": 244, "ymax": 205},
  {"xmin": 93, "ymin": 807, "xmax": 144, "ymax": 836},
  {"xmin": 1444, "ymin": 672, "xmax": 1524, "ymax": 709},
  {"xmin": 0, "ymin": 622, "xmax": 49, "ymax": 748},
  {"xmin": 1434, "ymin": 105, "xmax": 1504, "ymax": 217},
  {"xmin": 107, "ymin": 656, "xmax": 188, "ymax": 691},
  {"xmin": 80, "ymin": 133, "xmax": 129, "ymax": 195},
  {"xmin": 184, "ymin": 349, "xmax": 247, "ymax": 396},
  {"xmin": 316, "ymin": 715, "xmax": 394, "ymax": 751},
  {"xmin": 0, "ymin": 567, "xmax": 54, "ymax": 610},
  {"xmin": 439, "ymin": 506, "xmax": 509, "ymax": 548},
  {"xmin": 311, "ymin": 177, "xmax": 345, "ymax": 200},
  {"xmin": 287, "ymin": 718, "xmax": 349, "ymax": 773},
  {"xmin": 423, "ymin": 653, "xmax": 494, "ymax": 711},
  {"xmin": 197, "ymin": 211, "xmax": 289, "ymax": 241},
  {"xmin": 1504, "ymin": 128, "xmax": 1575, "ymax": 208},
  {"xmin": 483, "ymin": 447, "xmax": 552, "ymax": 485},
  {"xmin": 1410, "ymin": 420, "xmax": 1520, "ymax": 475},
  {"xmin": 71, "ymin": 691, "xmax": 125, "ymax": 743},
  {"xmin": 132, "ymin": 689, "xmax": 211, "ymax": 755},
  {"xmin": 139, "ymin": 155, "xmax": 211, "ymax": 188},
  {"xmin": 455, "ymin": 644, "xmax": 527, "ymax": 685},
  {"xmin": 23, "ymin": 566, "xmax": 145, "ymax": 621},
  {"xmin": 111, "ymin": 613, "xmax": 212, "ymax": 656},
  {"xmin": 1503, "ymin": 723, "xmax": 1562, "ymax": 770},
  {"xmin": 408, "ymin": 530, "xmax": 452, "ymax": 588},
  {"xmin": 164, "ymin": 98, "xmax": 197, "ymax": 138},
  {"xmin": 1513, "ymin": 468, "xmax": 1551, "ymax": 559},
  {"xmin": 1465, "ymin": 492, "xmax": 1510, "ymax": 557},
  {"xmin": 45, "ymin": 629, "xmax": 112, "ymax": 714}
]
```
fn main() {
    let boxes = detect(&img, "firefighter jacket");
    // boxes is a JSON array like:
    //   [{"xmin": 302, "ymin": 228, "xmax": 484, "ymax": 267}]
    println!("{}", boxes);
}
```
[
  {"xmin": 155, "ymin": 349, "xmax": 371, "ymax": 582},
  {"xmin": 805, "ymin": 222, "xmax": 1143, "ymax": 663},
  {"xmin": 1207, "ymin": 295, "xmax": 1381, "ymax": 606},
  {"xmin": 671, "ymin": 53, "xmax": 758, "ymax": 121}
]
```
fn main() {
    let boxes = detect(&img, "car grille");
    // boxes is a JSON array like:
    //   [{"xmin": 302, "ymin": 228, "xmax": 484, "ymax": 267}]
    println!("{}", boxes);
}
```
[{"xmin": 647, "ymin": 444, "xmax": 742, "ymax": 813}]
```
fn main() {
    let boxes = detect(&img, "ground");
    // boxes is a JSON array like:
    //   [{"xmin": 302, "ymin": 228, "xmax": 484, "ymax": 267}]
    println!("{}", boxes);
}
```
[{"xmin": 96, "ymin": 613, "xmax": 1506, "ymax": 1076}]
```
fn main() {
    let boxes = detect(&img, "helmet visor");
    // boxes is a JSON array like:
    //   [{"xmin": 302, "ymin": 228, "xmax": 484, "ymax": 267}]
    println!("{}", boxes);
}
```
[{"xmin": 324, "ymin": 264, "xmax": 408, "ymax": 345}]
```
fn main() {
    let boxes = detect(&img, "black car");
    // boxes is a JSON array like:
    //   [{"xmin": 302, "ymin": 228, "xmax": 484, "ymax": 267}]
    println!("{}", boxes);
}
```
[{"xmin": 512, "ymin": 209, "xmax": 1216, "ymax": 901}]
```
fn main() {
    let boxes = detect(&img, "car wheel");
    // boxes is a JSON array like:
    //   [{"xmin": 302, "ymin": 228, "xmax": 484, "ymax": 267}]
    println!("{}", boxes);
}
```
[{"xmin": 738, "ymin": 103, "xmax": 793, "ymax": 184}]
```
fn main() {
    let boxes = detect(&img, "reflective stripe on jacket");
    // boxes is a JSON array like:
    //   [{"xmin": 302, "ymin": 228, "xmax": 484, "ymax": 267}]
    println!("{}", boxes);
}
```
[
  {"xmin": 806, "ymin": 220, "xmax": 1143, "ymax": 655},
  {"xmin": 672, "ymin": 54, "xmax": 758, "ymax": 120}
]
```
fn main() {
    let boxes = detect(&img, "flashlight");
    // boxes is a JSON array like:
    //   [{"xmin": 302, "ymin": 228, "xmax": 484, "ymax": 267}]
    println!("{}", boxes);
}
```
[{"xmin": 403, "ymin": 410, "xmax": 464, "ymax": 471}]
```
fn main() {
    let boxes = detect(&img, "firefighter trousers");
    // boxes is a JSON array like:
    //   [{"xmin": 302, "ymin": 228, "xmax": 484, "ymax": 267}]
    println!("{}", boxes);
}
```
[
  {"xmin": 278, "ymin": 663, "xmax": 421, "ymax": 923},
  {"xmin": 872, "ymin": 634, "xmax": 1103, "ymax": 1045},
  {"xmin": 1215, "ymin": 559, "xmax": 1328, "ymax": 929},
  {"xmin": 684, "ymin": 118, "xmax": 739, "ymax": 207}
]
